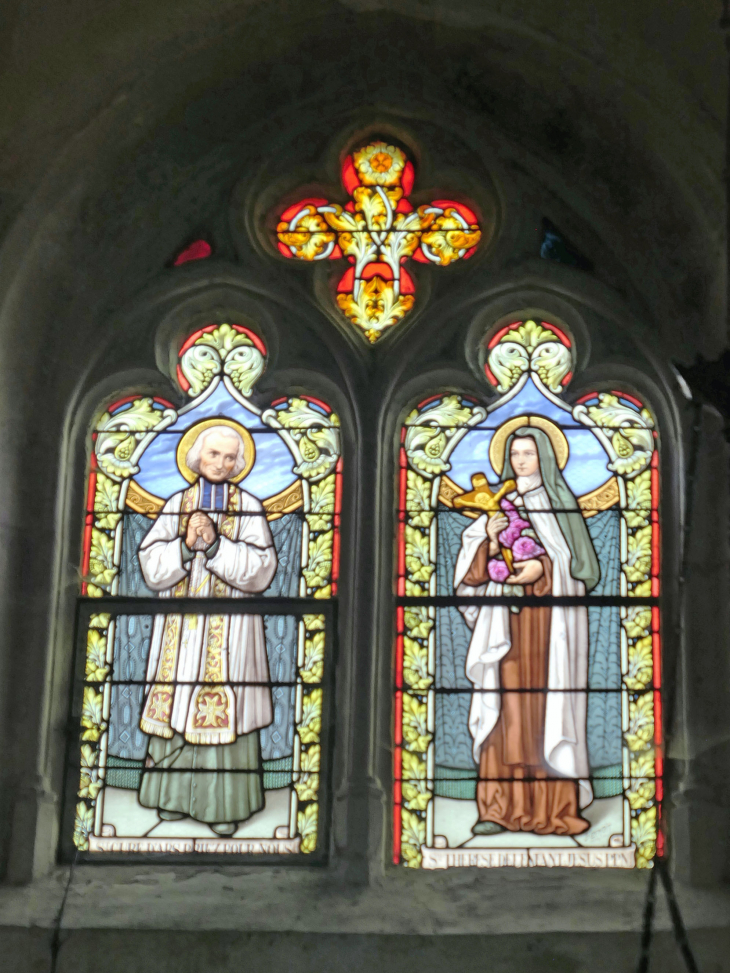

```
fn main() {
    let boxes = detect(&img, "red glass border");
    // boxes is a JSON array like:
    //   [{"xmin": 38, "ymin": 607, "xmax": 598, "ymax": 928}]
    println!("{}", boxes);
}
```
[{"xmin": 178, "ymin": 323, "xmax": 267, "ymax": 358}]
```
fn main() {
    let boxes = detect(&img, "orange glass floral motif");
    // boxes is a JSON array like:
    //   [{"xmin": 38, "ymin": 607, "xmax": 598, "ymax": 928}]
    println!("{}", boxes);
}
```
[{"xmin": 276, "ymin": 141, "xmax": 482, "ymax": 343}]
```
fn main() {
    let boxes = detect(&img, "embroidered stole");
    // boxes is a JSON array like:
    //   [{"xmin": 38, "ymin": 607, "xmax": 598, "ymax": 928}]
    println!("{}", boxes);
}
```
[{"xmin": 141, "ymin": 482, "xmax": 242, "ymax": 744}]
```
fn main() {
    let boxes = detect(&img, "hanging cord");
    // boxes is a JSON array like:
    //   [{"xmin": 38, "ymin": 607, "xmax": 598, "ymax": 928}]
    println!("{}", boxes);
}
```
[
  {"xmin": 656, "ymin": 860, "xmax": 701, "ymax": 973},
  {"xmin": 635, "ymin": 860, "xmax": 657, "ymax": 973},
  {"xmin": 634, "ymin": 859, "xmax": 701, "ymax": 973},
  {"xmin": 49, "ymin": 849, "xmax": 78, "ymax": 973}
]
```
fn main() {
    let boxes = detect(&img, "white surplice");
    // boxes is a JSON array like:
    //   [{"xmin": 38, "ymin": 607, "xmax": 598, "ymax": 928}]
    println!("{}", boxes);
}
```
[
  {"xmin": 138, "ymin": 481, "xmax": 277, "ymax": 745},
  {"xmin": 454, "ymin": 474, "xmax": 593, "ymax": 808}
]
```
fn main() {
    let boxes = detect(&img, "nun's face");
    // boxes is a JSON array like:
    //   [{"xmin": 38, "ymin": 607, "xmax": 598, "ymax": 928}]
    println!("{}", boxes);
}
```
[{"xmin": 510, "ymin": 437, "xmax": 540, "ymax": 477}]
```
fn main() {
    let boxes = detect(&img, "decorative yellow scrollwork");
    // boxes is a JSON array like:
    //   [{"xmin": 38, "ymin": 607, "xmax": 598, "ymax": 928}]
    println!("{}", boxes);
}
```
[{"xmin": 275, "ymin": 140, "xmax": 482, "ymax": 343}]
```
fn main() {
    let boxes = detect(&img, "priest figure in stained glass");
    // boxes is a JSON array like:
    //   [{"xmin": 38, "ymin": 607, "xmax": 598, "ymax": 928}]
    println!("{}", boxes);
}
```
[
  {"xmin": 137, "ymin": 419, "xmax": 278, "ymax": 836},
  {"xmin": 455, "ymin": 422, "xmax": 600, "ymax": 837}
]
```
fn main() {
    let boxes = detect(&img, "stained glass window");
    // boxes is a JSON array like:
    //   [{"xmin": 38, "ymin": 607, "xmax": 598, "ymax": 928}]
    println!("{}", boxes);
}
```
[
  {"xmin": 394, "ymin": 319, "xmax": 661, "ymax": 870},
  {"xmin": 275, "ymin": 139, "xmax": 483, "ymax": 343},
  {"xmin": 173, "ymin": 239, "xmax": 212, "ymax": 265},
  {"xmin": 66, "ymin": 323, "xmax": 341, "ymax": 859}
]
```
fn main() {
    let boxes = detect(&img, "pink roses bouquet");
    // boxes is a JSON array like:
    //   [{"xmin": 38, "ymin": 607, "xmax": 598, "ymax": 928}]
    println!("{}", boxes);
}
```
[{"xmin": 487, "ymin": 498, "xmax": 546, "ymax": 584}]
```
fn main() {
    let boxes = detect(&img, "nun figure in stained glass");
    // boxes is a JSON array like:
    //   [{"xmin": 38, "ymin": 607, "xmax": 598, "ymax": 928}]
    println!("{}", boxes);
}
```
[
  {"xmin": 454, "ymin": 419, "xmax": 600, "ymax": 837},
  {"xmin": 136, "ymin": 419, "xmax": 277, "ymax": 836}
]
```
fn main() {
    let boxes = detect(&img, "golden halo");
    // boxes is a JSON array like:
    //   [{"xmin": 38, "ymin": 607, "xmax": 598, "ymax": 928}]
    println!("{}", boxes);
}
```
[
  {"xmin": 176, "ymin": 418, "xmax": 255, "ymax": 484},
  {"xmin": 489, "ymin": 415, "xmax": 569, "ymax": 476}
]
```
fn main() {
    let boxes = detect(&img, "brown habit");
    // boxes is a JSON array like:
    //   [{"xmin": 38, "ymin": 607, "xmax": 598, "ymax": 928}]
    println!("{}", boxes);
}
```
[{"xmin": 464, "ymin": 542, "xmax": 589, "ymax": 835}]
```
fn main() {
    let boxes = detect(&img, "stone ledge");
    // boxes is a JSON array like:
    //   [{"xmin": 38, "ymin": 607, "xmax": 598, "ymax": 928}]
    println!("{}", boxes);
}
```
[
  {"xmin": 2, "ymin": 927, "xmax": 730, "ymax": 973},
  {"xmin": 2, "ymin": 866, "xmax": 729, "ymax": 936}
]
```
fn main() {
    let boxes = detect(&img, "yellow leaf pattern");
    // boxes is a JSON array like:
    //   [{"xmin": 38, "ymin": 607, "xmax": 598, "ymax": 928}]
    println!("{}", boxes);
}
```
[
  {"xmin": 88, "ymin": 528, "xmax": 117, "ymax": 589},
  {"xmin": 303, "ymin": 531, "xmax": 333, "ymax": 591},
  {"xmin": 631, "ymin": 752, "xmax": 655, "ymax": 780},
  {"xmin": 306, "ymin": 512, "xmax": 332, "ymax": 533},
  {"xmin": 79, "ymin": 769, "xmax": 102, "ymax": 801},
  {"xmin": 301, "ymin": 631, "xmax": 324, "ymax": 684},
  {"xmin": 632, "ymin": 580, "xmax": 652, "ymax": 598},
  {"xmin": 81, "ymin": 687, "xmax": 106, "ymax": 742},
  {"xmin": 626, "ymin": 636, "xmax": 653, "ymax": 691},
  {"xmin": 295, "ymin": 744, "xmax": 320, "ymax": 801},
  {"xmin": 303, "ymin": 614, "xmax": 325, "ymax": 631},
  {"xmin": 632, "ymin": 806, "xmax": 657, "ymax": 868},
  {"xmin": 402, "ymin": 693, "xmax": 431, "ymax": 752},
  {"xmin": 403, "ymin": 637, "xmax": 431, "ymax": 691},
  {"xmin": 85, "ymin": 630, "xmax": 109, "ymax": 682},
  {"xmin": 73, "ymin": 802, "xmax": 95, "ymax": 851},
  {"xmin": 624, "ymin": 607, "xmax": 651, "ymax": 640},
  {"xmin": 624, "ymin": 526, "xmax": 652, "ymax": 584},
  {"xmin": 404, "ymin": 607, "xmax": 433, "ymax": 640},
  {"xmin": 401, "ymin": 809, "xmax": 426, "ymax": 868},
  {"xmin": 310, "ymin": 475, "xmax": 335, "ymax": 513},
  {"xmin": 298, "ymin": 803, "xmax": 318, "ymax": 854},
  {"xmin": 299, "ymin": 688, "xmax": 322, "ymax": 745},
  {"xmin": 294, "ymin": 604, "xmax": 327, "ymax": 852},
  {"xmin": 94, "ymin": 472, "xmax": 122, "ymax": 530},
  {"xmin": 401, "ymin": 750, "xmax": 431, "ymax": 812},
  {"xmin": 625, "ymin": 693, "xmax": 654, "ymax": 752},
  {"xmin": 627, "ymin": 778, "xmax": 655, "ymax": 811},
  {"xmin": 79, "ymin": 741, "xmax": 102, "ymax": 801},
  {"xmin": 404, "ymin": 525, "xmax": 433, "ymax": 583},
  {"xmin": 406, "ymin": 471, "xmax": 434, "ymax": 528},
  {"xmin": 625, "ymin": 470, "xmax": 651, "ymax": 528}
]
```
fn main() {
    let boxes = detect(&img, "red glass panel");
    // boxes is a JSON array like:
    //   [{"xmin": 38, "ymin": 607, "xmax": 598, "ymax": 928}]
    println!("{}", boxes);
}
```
[
  {"xmin": 173, "ymin": 239, "xmax": 211, "ymax": 265},
  {"xmin": 399, "ymin": 267, "xmax": 415, "ymax": 294},
  {"xmin": 342, "ymin": 156, "xmax": 358, "ymax": 194},
  {"xmin": 179, "ymin": 323, "xmax": 267, "ymax": 358},
  {"xmin": 279, "ymin": 198, "xmax": 329, "ymax": 223},
  {"xmin": 401, "ymin": 160, "xmax": 415, "ymax": 196},
  {"xmin": 430, "ymin": 199, "xmax": 478, "ymax": 224}
]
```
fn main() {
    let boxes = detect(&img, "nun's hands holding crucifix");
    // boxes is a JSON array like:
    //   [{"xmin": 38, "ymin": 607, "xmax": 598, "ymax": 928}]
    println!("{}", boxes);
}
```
[{"xmin": 486, "ymin": 511, "xmax": 508, "ymax": 556}]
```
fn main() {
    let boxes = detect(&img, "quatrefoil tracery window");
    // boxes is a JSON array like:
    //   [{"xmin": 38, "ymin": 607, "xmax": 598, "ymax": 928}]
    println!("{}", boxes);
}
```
[{"xmin": 275, "ymin": 139, "xmax": 483, "ymax": 344}]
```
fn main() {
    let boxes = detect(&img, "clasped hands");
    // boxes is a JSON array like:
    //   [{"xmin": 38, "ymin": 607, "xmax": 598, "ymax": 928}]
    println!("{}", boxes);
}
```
[
  {"xmin": 186, "ymin": 511, "xmax": 217, "ymax": 551},
  {"xmin": 486, "ymin": 511, "xmax": 544, "ymax": 586}
]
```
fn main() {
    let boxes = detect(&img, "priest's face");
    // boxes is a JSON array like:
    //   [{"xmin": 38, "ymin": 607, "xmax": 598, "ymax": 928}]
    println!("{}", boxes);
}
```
[
  {"xmin": 198, "ymin": 433, "xmax": 239, "ymax": 482},
  {"xmin": 510, "ymin": 437, "xmax": 540, "ymax": 477}
]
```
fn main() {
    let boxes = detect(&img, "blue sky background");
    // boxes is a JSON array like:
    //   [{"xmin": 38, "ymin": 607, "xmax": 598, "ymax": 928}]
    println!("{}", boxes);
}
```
[
  {"xmin": 448, "ymin": 377, "xmax": 611, "ymax": 497},
  {"xmin": 136, "ymin": 382, "xmax": 298, "ymax": 501}
]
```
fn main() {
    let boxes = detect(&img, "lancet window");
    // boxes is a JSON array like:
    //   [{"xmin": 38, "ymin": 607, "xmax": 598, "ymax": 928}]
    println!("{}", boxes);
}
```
[
  {"xmin": 394, "ymin": 319, "xmax": 662, "ymax": 870},
  {"xmin": 67, "ymin": 323, "xmax": 340, "ymax": 860}
]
